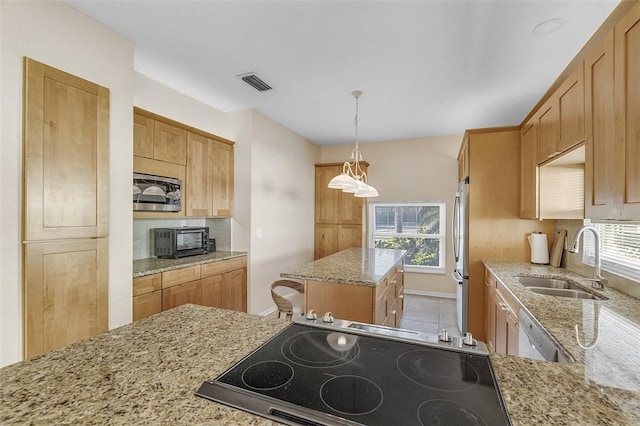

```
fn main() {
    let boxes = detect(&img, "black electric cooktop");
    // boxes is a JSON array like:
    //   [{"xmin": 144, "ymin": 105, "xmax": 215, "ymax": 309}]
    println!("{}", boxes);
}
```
[{"xmin": 196, "ymin": 319, "xmax": 511, "ymax": 426}]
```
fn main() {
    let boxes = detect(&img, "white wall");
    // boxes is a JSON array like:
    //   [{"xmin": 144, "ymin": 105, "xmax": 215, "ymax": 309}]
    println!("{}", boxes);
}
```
[
  {"xmin": 0, "ymin": 1, "xmax": 134, "ymax": 367},
  {"xmin": 320, "ymin": 135, "xmax": 461, "ymax": 296},
  {"xmin": 249, "ymin": 111, "xmax": 319, "ymax": 314}
]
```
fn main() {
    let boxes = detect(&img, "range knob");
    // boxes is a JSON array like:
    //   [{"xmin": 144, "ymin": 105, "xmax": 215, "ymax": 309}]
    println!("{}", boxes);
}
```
[
  {"xmin": 438, "ymin": 329, "xmax": 451, "ymax": 342},
  {"xmin": 322, "ymin": 312, "xmax": 334, "ymax": 323},
  {"xmin": 463, "ymin": 332, "xmax": 477, "ymax": 346},
  {"xmin": 305, "ymin": 309, "xmax": 317, "ymax": 320}
]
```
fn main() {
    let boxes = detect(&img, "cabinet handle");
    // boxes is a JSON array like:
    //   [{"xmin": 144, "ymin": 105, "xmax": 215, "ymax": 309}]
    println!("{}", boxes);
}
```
[
  {"xmin": 391, "ymin": 279, "xmax": 397, "ymax": 284},
  {"xmin": 399, "ymin": 294, "xmax": 404, "ymax": 299},
  {"xmin": 390, "ymin": 310, "xmax": 397, "ymax": 315}
]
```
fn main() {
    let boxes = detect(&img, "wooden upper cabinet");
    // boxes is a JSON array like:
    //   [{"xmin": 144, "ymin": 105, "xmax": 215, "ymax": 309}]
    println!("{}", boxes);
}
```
[
  {"xmin": 211, "ymin": 140, "xmax": 234, "ymax": 217},
  {"xmin": 133, "ymin": 112, "xmax": 154, "ymax": 158},
  {"xmin": 457, "ymin": 135, "xmax": 470, "ymax": 181},
  {"xmin": 557, "ymin": 63, "xmax": 585, "ymax": 153},
  {"xmin": 24, "ymin": 238, "xmax": 108, "ymax": 359},
  {"xmin": 154, "ymin": 121, "xmax": 187, "ymax": 165},
  {"xmin": 186, "ymin": 132, "xmax": 214, "ymax": 217},
  {"xmin": 585, "ymin": 29, "xmax": 616, "ymax": 219},
  {"xmin": 339, "ymin": 164, "xmax": 367, "ymax": 224},
  {"xmin": 536, "ymin": 62, "xmax": 585, "ymax": 164},
  {"xmin": 315, "ymin": 164, "xmax": 341, "ymax": 224},
  {"xmin": 520, "ymin": 118, "xmax": 538, "ymax": 219},
  {"xmin": 536, "ymin": 100, "xmax": 559, "ymax": 163},
  {"xmin": 614, "ymin": 2, "xmax": 640, "ymax": 220},
  {"xmin": 23, "ymin": 58, "xmax": 109, "ymax": 241}
]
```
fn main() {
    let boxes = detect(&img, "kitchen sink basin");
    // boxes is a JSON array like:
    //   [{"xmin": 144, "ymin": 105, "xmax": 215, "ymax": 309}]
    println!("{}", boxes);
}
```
[
  {"xmin": 517, "ymin": 276, "xmax": 572, "ymax": 289},
  {"xmin": 526, "ymin": 286, "xmax": 605, "ymax": 300}
]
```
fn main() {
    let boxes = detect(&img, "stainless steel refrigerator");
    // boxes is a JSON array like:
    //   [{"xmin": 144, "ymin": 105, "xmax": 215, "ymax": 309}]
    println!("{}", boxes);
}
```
[{"xmin": 452, "ymin": 177, "xmax": 469, "ymax": 335}]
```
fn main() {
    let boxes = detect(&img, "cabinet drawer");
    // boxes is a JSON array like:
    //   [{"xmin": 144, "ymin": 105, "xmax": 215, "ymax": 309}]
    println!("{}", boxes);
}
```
[
  {"xmin": 162, "ymin": 265, "xmax": 201, "ymax": 288},
  {"xmin": 375, "ymin": 277, "xmax": 389, "ymax": 301},
  {"xmin": 133, "ymin": 273, "xmax": 162, "ymax": 296},
  {"xmin": 133, "ymin": 290, "xmax": 162, "ymax": 321},
  {"xmin": 201, "ymin": 257, "xmax": 246, "ymax": 278}
]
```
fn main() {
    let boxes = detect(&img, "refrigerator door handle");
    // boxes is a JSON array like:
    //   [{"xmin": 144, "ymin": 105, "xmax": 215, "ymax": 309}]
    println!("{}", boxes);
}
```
[
  {"xmin": 452, "ymin": 192, "xmax": 460, "ymax": 262},
  {"xmin": 452, "ymin": 269, "xmax": 463, "ymax": 283}
]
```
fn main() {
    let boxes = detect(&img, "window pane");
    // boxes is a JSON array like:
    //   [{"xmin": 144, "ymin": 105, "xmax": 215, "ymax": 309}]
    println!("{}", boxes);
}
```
[
  {"xmin": 374, "ymin": 237, "xmax": 440, "ymax": 267},
  {"xmin": 373, "ymin": 205, "xmax": 440, "ymax": 235}
]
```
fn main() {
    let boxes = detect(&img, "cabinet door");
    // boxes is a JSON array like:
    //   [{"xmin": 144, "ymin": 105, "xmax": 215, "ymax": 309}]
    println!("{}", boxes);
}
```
[
  {"xmin": 162, "ymin": 280, "xmax": 202, "ymax": 310},
  {"xmin": 315, "ymin": 224, "xmax": 339, "ymax": 259},
  {"xmin": 494, "ymin": 292, "xmax": 508, "ymax": 355},
  {"xmin": 520, "ymin": 119, "xmax": 538, "ymax": 219},
  {"xmin": 315, "ymin": 165, "xmax": 341, "ymax": 224},
  {"xmin": 154, "ymin": 121, "xmax": 187, "ymax": 165},
  {"xmin": 133, "ymin": 291, "xmax": 162, "ymax": 322},
  {"xmin": 211, "ymin": 141, "xmax": 234, "ymax": 217},
  {"xmin": 201, "ymin": 274, "xmax": 223, "ymax": 308},
  {"xmin": 585, "ymin": 30, "xmax": 616, "ymax": 220},
  {"xmin": 23, "ymin": 238, "xmax": 108, "ymax": 359},
  {"xmin": 484, "ymin": 280, "xmax": 495, "ymax": 353},
  {"xmin": 133, "ymin": 113, "xmax": 154, "ymax": 158},
  {"xmin": 338, "ymin": 224, "xmax": 363, "ymax": 252},
  {"xmin": 23, "ymin": 58, "xmax": 109, "ymax": 241},
  {"xmin": 557, "ymin": 63, "xmax": 585, "ymax": 152},
  {"xmin": 506, "ymin": 311, "xmax": 519, "ymax": 356},
  {"xmin": 537, "ymin": 101, "xmax": 559, "ymax": 163},
  {"xmin": 615, "ymin": 3, "xmax": 640, "ymax": 220},
  {"xmin": 221, "ymin": 268, "xmax": 247, "ymax": 312},
  {"xmin": 186, "ymin": 133, "xmax": 213, "ymax": 217}
]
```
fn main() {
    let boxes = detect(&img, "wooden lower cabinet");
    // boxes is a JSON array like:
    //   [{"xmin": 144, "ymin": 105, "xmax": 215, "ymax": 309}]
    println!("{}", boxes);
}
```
[
  {"xmin": 484, "ymin": 268, "xmax": 520, "ymax": 355},
  {"xmin": 305, "ymin": 261, "xmax": 404, "ymax": 327},
  {"xmin": 23, "ymin": 238, "xmax": 108, "ymax": 359},
  {"xmin": 314, "ymin": 224, "xmax": 363, "ymax": 260},
  {"xmin": 163, "ymin": 280, "xmax": 202, "ymax": 310},
  {"xmin": 133, "ymin": 291, "xmax": 162, "ymax": 322},
  {"xmin": 133, "ymin": 257, "xmax": 248, "ymax": 321}
]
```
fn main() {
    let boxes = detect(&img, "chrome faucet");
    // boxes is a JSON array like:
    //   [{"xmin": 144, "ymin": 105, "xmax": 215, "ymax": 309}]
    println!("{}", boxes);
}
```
[{"xmin": 568, "ymin": 225, "xmax": 608, "ymax": 289}]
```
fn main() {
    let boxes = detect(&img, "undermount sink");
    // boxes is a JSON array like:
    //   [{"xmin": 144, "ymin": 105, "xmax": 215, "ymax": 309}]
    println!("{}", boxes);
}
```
[
  {"xmin": 517, "ymin": 276, "xmax": 572, "ymax": 289},
  {"xmin": 526, "ymin": 287, "xmax": 604, "ymax": 300},
  {"xmin": 516, "ymin": 276, "xmax": 606, "ymax": 300}
]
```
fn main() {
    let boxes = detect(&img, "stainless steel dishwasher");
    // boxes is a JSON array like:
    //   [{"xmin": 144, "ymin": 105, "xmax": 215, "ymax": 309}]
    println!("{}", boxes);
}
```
[{"xmin": 518, "ymin": 309, "xmax": 560, "ymax": 362}]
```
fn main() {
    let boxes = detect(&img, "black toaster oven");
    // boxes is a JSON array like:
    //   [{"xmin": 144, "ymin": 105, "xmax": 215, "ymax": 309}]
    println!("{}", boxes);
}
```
[{"xmin": 154, "ymin": 227, "xmax": 209, "ymax": 259}]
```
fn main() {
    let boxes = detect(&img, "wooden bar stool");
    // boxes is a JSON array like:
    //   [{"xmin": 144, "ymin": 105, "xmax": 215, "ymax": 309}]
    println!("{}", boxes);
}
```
[{"xmin": 270, "ymin": 280, "xmax": 305, "ymax": 320}]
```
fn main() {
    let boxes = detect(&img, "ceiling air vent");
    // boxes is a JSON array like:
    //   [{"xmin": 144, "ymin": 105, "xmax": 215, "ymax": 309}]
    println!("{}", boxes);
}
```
[{"xmin": 238, "ymin": 72, "xmax": 272, "ymax": 92}]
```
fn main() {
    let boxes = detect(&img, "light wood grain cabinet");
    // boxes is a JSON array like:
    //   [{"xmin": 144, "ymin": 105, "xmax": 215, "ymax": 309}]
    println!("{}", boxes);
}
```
[
  {"xmin": 22, "ymin": 58, "xmax": 110, "ymax": 360},
  {"xmin": 24, "ymin": 239, "xmax": 108, "ymax": 359},
  {"xmin": 520, "ymin": 118, "xmax": 539, "ymax": 219},
  {"xmin": 211, "ymin": 141, "xmax": 234, "ymax": 217},
  {"xmin": 484, "ymin": 268, "xmax": 520, "ymax": 356},
  {"xmin": 133, "ymin": 257, "xmax": 248, "ymax": 321},
  {"xmin": 186, "ymin": 132, "xmax": 214, "ymax": 217},
  {"xmin": 153, "ymin": 121, "xmax": 187, "ymax": 165},
  {"xmin": 536, "ymin": 64, "xmax": 585, "ymax": 164},
  {"xmin": 584, "ymin": 3, "xmax": 640, "ymax": 221},
  {"xmin": 133, "ymin": 112, "xmax": 154, "ymax": 158},
  {"xmin": 314, "ymin": 163, "xmax": 367, "ymax": 260},
  {"xmin": 304, "ymin": 260, "xmax": 404, "ymax": 327}
]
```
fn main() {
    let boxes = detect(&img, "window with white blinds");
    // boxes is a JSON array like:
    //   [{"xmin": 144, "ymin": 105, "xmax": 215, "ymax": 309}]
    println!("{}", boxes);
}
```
[{"xmin": 582, "ymin": 222, "xmax": 640, "ymax": 283}]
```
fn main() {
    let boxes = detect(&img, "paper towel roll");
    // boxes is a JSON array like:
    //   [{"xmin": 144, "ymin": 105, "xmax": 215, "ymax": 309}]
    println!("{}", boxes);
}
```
[{"xmin": 528, "ymin": 233, "xmax": 549, "ymax": 264}]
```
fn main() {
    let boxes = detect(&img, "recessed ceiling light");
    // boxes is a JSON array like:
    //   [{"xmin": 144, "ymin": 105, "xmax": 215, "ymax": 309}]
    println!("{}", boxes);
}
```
[{"xmin": 532, "ymin": 18, "xmax": 565, "ymax": 35}]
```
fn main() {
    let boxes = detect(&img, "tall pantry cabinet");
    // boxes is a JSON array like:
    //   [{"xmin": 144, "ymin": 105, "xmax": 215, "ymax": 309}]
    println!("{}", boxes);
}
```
[
  {"xmin": 458, "ymin": 128, "xmax": 555, "ymax": 341},
  {"xmin": 314, "ymin": 163, "xmax": 368, "ymax": 260},
  {"xmin": 22, "ymin": 58, "xmax": 109, "ymax": 359}
]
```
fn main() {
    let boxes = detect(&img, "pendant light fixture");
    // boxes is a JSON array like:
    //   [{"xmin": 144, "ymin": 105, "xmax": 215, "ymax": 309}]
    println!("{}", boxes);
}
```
[{"xmin": 327, "ymin": 91, "xmax": 379, "ymax": 198}]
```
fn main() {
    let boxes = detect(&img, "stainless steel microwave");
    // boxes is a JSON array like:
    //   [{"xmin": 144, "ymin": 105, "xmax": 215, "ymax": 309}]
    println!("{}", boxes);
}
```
[
  {"xmin": 133, "ymin": 173, "xmax": 181, "ymax": 212},
  {"xmin": 154, "ymin": 227, "xmax": 209, "ymax": 259}
]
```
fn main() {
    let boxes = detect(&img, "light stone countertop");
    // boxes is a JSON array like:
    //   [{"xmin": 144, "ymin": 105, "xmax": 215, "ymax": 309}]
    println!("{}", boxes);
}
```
[
  {"xmin": 484, "ymin": 260, "xmax": 640, "ymax": 425},
  {"xmin": 1, "ymin": 303, "xmax": 638, "ymax": 425},
  {"xmin": 280, "ymin": 248, "xmax": 407, "ymax": 286},
  {"xmin": 133, "ymin": 251, "xmax": 248, "ymax": 277}
]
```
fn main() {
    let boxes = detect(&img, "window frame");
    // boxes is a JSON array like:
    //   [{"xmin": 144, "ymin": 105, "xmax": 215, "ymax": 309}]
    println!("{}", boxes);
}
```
[{"xmin": 368, "ymin": 201, "xmax": 446, "ymax": 274}]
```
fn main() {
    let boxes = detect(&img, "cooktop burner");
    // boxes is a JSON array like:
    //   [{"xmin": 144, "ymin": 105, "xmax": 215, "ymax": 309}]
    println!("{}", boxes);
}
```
[{"xmin": 196, "ymin": 320, "xmax": 510, "ymax": 426}]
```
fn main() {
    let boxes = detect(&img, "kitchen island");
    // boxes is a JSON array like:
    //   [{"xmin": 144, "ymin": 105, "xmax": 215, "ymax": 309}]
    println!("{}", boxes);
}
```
[
  {"xmin": 280, "ymin": 248, "xmax": 406, "ymax": 326},
  {"xmin": 0, "ymin": 303, "xmax": 635, "ymax": 425}
]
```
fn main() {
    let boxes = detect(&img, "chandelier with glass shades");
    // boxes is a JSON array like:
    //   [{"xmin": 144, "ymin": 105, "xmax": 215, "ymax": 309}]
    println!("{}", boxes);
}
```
[{"xmin": 327, "ymin": 91, "xmax": 379, "ymax": 197}]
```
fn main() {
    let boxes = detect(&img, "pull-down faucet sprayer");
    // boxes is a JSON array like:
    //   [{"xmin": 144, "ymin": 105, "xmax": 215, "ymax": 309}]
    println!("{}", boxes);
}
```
[{"xmin": 568, "ymin": 225, "xmax": 608, "ymax": 289}]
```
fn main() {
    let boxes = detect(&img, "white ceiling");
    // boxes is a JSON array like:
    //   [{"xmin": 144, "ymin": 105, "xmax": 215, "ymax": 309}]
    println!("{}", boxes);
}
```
[{"xmin": 66, "ymin": 0, "xmax": 618, "ymax": 146}]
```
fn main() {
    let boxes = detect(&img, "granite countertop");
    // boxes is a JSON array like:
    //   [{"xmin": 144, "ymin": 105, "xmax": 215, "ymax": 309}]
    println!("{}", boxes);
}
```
[
  {"xmin": 1, "ymin": 303, "xmax": 638, "ymax": 425},
  {"xmin": 0, "ymin": 305, "xmax": 287, "ymax": 425},
  {"xmin": 280, "ymin": 248, "xmax": 407, "ymax": 286},
  {"xmin": 484, "ymin": 260, "xmax": 640, "ymax": 425},
  {"xmin": 133, "ymin": 251, "xmax": 248, "ymax": 277}
]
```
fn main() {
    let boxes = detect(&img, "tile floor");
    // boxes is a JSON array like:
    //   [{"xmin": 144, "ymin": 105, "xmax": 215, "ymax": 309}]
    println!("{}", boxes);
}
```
[{"xmin": 399, "ymin": 294, "xmax": 463, "ymax": 338}]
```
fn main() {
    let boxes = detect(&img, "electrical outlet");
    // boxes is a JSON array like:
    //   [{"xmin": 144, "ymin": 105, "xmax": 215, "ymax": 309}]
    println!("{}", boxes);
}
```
[{"xmin": 256, "ymin": 229, "xmax": 263, "ymax": 238}]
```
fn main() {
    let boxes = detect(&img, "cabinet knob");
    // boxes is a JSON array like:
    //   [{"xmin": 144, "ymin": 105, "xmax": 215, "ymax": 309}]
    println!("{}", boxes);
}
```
[{"xmin": 389, "ymin": 310, "xmax": 397, "ymax": 316}]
